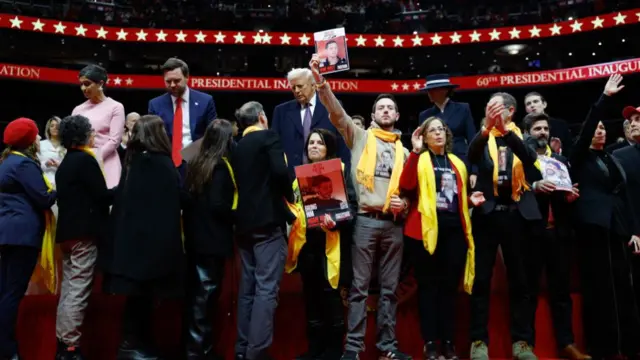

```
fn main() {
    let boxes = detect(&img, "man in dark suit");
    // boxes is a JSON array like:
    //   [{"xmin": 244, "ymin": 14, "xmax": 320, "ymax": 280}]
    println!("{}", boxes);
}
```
[
  {"xmin": 272, "ymin": 68, "xmax": 350, "ymax": 175},
  {"xmin": 148, "ymin": 57, "xmax": 216, "ymax": 168},
  {"xmin": 612, "ymin": 105, "xmax": 640, "ymax": 318},
  {"xmin": 467, "ymin": 93, "xmax": 542, "ymax": 360},
  {"xmin": 231, "ymin": 101, "xmax": 294, "ymax": 360},
  {"xmin": 524, "ymin": 92, "xmax": 573, "ymax": 157},
  {"xmin": 521, "ymin": 113, "xmax": 590, "ymax": 360},
  {"xmin": 607, "ymin": 108, "xmax": 637, "ymax": 153}
]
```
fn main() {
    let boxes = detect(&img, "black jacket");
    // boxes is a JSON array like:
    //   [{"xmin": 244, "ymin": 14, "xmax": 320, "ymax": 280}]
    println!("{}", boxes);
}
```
[
  {"xmin": 55, "ymin": 149, "xmax": 112, "ymax": 243},
  {"xmin": 231, "ymin": 129, "xmax": 294, "ymax": 235}
]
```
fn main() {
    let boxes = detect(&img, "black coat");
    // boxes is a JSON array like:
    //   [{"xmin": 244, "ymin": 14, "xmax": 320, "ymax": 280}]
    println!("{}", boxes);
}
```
[
  {"xmin": 55, "ymin": 149, "xmax": 112, "ymax": 243},
  {"xmin": 183, "ymin": 161, "xmax": 235, "ymax": 257},
  {"xmin": 100, "ymin": 151, "xmax": 185, "ymax": 281},
  {"xmin": 231, "ymin": 129, "xmax": 294, "ymax": 235}
]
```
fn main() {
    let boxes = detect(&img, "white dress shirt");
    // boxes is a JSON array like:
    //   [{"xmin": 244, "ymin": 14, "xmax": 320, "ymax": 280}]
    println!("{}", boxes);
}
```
[
  {"xmin": 299, "ymin": 92, "xmax": 317, "ymax": 125},
  {"xmin": 38, "ymin": 139, "xmax": 65, "ymax": 188},
  {"xmin": 171, "ymin": 87, "xmax": 193, "ymax": 148}
]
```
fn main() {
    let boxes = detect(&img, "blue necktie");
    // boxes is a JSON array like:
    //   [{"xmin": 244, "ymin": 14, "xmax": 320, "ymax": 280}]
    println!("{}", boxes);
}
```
[{"xmin": 303, "ymin": 104, "xmax": 312, "ymax": 163}]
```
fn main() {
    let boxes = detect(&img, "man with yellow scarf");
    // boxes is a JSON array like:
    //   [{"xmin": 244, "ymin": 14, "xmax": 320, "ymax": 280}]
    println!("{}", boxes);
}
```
[
  {"xmin": 309, "ymin": 54, "xmax": 412, "ymax": 360},
  {"xmin": 467, "ymin": 93, "xmax": 542, "ymax": 360},
  {"xmin": 520, "ymin": 113, "xmax": 589, "ymax": 360}
]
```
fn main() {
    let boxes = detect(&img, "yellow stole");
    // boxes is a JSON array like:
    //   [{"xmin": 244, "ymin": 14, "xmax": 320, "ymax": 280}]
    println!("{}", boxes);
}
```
[
  {"xmin": 243, "ymin": 125, "xmax": 263, "ymax": 137},
  {"xmin": 285, "ymin": 163, "xmax": 344, "ymax": 289},
  {"xmin": 356, "ymin": 128, "xmax": 405, "ymax": 213},
  {"xmin": 488, "ymin": 123, "xmax": 540, "ymax": 202},
  {"xmin": 417, "ymin": 152, "xmax": 475, "ymax": 294},
  {"xmin": 11, "ymin": 151, "xmax": 58, "ymax": 293}
]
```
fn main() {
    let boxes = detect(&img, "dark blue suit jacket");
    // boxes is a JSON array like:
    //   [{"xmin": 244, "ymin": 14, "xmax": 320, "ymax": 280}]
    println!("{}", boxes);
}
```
[
  {"xmin": 148, "ymin": 88, "xmax": 217, "ymax": 143},
  {"xmin": 0, "ymin": 154, "xmax": 57, "ymax": 248},
  {"xmin": 419, "ymin": 100, "xmax": 476, "ymax": 163},
  {"xmin": 272, "ymin": 97, "xmax": 350, "ymax": 175}
]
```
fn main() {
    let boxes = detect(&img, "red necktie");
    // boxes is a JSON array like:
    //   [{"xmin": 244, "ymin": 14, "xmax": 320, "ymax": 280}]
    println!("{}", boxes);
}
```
[{"xmin": 172, "ymin": 97, "xmax": 183, "ymax": 166}]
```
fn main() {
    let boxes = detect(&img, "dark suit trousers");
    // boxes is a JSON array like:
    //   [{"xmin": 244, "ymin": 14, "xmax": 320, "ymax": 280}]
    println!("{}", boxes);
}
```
[
  {"xmin": 469, "ymin": 209, "xmax": 532, "ymax": 345},
  {"xmin": 523, "ymin": 226, "xmax": 574, "ymax": 348},
  {"xmin": 235, "ymin": 227, "xmax": 287, "ymax": 360},
  {"xmin": 298, "ymin": 240, "xmax": 345, "ymax": 357},
  {"xmin": 184, "ymin": 253, "xmax": 225, "ymax": 359},
  {"xmin": 576, "ymin": 224, "xmax": 640, "ymax": 358},
  {"xmin": 409, "ymin": 224, "xmax": 467, "ymax": 343},
  {"xmin": 0, "ymin": 245, "xmax": 39, "ymax": 357}
]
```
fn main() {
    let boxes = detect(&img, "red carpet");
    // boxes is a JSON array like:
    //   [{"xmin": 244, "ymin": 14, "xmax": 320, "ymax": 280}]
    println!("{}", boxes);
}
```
[{"xmin": 16, "ymin": 254, "xmax": 584, "ymax": 360}]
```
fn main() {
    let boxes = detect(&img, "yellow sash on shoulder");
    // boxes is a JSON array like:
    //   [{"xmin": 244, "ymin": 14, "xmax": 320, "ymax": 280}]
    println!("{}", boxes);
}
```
[
  {"xmin": 416, "ymin": 152, "xmax": 475, "ymax": 294},
  {"xmin": 11, "ymin": 151, "xmax": 58, "ymax": 293},
  {"xmin": 285, "ymin": 164, "xmax": 344, "ymax": 289}
]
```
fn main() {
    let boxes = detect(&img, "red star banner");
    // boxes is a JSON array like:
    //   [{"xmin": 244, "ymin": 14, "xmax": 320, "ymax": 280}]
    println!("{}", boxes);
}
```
[
  {"xmin": 1, "ymin": 58, "xmax": 638, "ymax": 93},
  {"xmin": 1, "ymin": 9, "xmax": 639, "ymax": 47}
]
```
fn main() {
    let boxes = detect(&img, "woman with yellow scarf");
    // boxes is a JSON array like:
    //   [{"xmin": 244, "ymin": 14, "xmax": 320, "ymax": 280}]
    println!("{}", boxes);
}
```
[
  {"xmin": 399, "ymin": 117, "xmax": 484, "ymax": 360},
  {"xmin": 286, "ymin": 129, "xmax": 357, "ymax": 360},
  {"xmin": 0, "ymin": 118, "xmax": 57, "ymax": 360}
]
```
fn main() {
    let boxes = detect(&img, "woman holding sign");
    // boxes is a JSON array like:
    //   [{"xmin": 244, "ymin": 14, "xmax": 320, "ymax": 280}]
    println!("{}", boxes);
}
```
[
  {"xmin": 399, "ymin": 116, "xmax": 484, "ymax": 360},
  {"xmin": 286, "ymin": 129, "xmax": 357, "ymax": 360},
  {"xmin": 569, "ymin": 74, "xmax": 640, "ymax": 359}
]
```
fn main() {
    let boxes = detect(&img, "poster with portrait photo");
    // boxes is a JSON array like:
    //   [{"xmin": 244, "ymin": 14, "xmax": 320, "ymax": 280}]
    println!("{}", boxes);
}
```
[
  {"xmin": 435, "ymin": 169, "xmax": 459, "ymax": 213},
  {"xmin": 295, "ymin": 158, "xmax": 352, "ymax": 228},
  {"xmin": 314, "ymin": 27, "xmax": 350, "ymax": 75},
  {"xmin": 537, "ymin": 155, "xmax": 573, "ymax": 192}
]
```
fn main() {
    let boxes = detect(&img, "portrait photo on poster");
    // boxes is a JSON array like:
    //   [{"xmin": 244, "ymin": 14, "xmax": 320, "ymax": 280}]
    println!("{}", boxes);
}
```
[
  {"xmin": 295, "ymin": 158, "xmax": 352, "ymax": 228},
  {"xmin": 537, "ymin": 155, "xmax": 573, "ymax": 191},
  {"xmin": 314, "ymin": 27, "xmax": 350, "ymax": 75}
]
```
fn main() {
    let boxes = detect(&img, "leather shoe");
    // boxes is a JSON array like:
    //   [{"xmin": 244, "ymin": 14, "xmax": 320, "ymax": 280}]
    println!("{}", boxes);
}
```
[
  {"xmin": 562, "ymin": 344, "xmax": 592, "ymax": 360},
  {"xmin": 117, "ymin": 340, "xmax": 161, "ymax": 360}
]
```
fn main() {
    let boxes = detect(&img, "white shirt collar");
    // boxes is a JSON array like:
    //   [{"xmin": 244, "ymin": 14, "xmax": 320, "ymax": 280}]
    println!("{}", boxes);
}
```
[
  {"xmin": 302, "ymin": 92, "xmax": 316, "ymax": 109},
  {"xmin": 171, "ymin": 87, "xmax": 190, "ymax": 104}
]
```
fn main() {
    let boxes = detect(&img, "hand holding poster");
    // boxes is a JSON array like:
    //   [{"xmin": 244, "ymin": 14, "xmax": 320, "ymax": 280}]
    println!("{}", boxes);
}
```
[
  {"xmin": 314, "ymin": 27, "xmax": 350, "ymax": 75},
  {"xmin": 537, "ymin": 155, "xmax": 573, "ymax": 191},
  {"xmin": 294, "ymin": 158, "xmax": 352, "ymax": 228}
]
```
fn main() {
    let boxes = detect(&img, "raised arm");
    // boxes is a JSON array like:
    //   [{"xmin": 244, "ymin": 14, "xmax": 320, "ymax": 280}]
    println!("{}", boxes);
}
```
[{"xmin": 309, "ymin": 54, "xmax": 363, "ymax": 149}]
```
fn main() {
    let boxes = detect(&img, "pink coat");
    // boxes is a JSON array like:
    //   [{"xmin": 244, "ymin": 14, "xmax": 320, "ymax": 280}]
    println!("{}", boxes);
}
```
[{"xmin": 72, "ymin": 97, "xmax": 125, "ymax": 188}]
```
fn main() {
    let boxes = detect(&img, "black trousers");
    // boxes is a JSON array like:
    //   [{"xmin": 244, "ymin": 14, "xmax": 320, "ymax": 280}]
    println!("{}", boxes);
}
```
[
  {"xmin": 121, "ymin": 295, "xmax": 154, "ymax": 346},
  {"xmin": 0, "ymin": 245, "xmax": 39, "ymax": 357},
  {"xmin": 523, "ymin": 226, "xmax": 574, "ymax": 349},
  {"xmin": 576, "ymin": 224, "xmax": 640, "ymax": 358},
  {"xmin": 183, "ymin": 253, "xmax": 225, "ymax": 359},
  {"xmin": 469, "ymin": 210, "xmax": 532, "ymax": 345},
  {"xmin": 409, "ymin": 225, "xmax": 467, "ymax": 343},
  {"xmin": 297, "ymin": 240, "xmax": 345, "ymax": 358}
]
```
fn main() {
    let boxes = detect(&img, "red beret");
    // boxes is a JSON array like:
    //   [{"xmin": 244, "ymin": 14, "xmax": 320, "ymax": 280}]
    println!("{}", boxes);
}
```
[{"xmin": 3, "ymin": 117, "xmax": 39, "ymax": 149}]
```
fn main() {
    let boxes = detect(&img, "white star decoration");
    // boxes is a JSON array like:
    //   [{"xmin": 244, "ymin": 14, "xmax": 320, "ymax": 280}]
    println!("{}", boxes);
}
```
[
  {"xmin": 549, "ymin": 24, "xmax": 562, "ymax": 35},
  {"xmin": 449, "ymin": 32, "xmax": 461, "ymax": 43},
  {"xmin": 262, "ymin": 33, "xmax": 272, "ymax": 44},
  {"xmin": 392, "ymin": 36, "xmax": 404, "ymax": 47},
  {"xmin": 113, "ymin": 77, "xmax": 122, "ymax": 85},
  {"xmin": 412, "ymin": 83, "xmax": 421, "ymax": 90},
  {"xmin": 32, "ymin": 19, "xmax": 44, "ymax": 31},
  {"xmin": 614, "ymin": 12, "xmax": 627, "ymax": 24},
  {"xmin": 116, "ymin": 29, "xmax": 128, "ymax": 40},
  {"xmin": 75, "ymin": 25, "xmax": 87, "ymax": 36},
  {"xmin": 125, "ymin": 78, "xmax": 133, "ymax": 85},
  {"xmin": 430, "ymin": 33, "xmax": 442, "ymax": 44},
  {"xmin": 489, "ymin": 29, "xmax": 501, "ymax": 40},
  {"xmin": 509, "ymin": 27, "xmax": 521, "ymax": 39},
  {"xmin": 528, "ymin": 26, "xmax": 541, "ymax": 37},
  {"xmin": 252, "ymin": 32, "xmax": 262, "ymax": 44},
  {"xmin": 195, "ymin": 31, "xmax": 207, "ymax": 43},
  {"xmin": 299, "ymin": 33, "xmax": 310, "ymax": 45},
  {"xmin": 53, "ymin": 22, "xmax": 66, "ymax": 33},
  {"xmin": 136, "ymin": 30, "xmax": 147, "ymax": 41},
  {"xmin": 411, "ymin": 35, "xmax": 423, "ymax": 46},
  {"xmin": 156, "ymin": 30, "xmax": 167, "ymax": 41},
  {"xmin": 570, "ymin": 20, "xmax": 583, "ymax": 32},
  {"xmin": 401, "ymin": 83, "xmax": 409, "ymax": 91},
  {"xmin": 234, "ymin": 32, "xmax": 245, "ymax": 44},
  {"xmin": 374, "ymin": 35, "xmax": 385, "ymax": 47},
  {"xmin": 10, "ymin": 16, "xmax": 22, "ymax": 28},
  {"xmin": 355, "ymin": 35, "xmax": 366, "ymax": 46},
  {"xmin": 96, "ymin": 27, "xmax": 108, "ymax": 38},
  {"xmin": 214, "ymin": 31, "xmax": 226, "ymax": 43},
  {"xmin": 391, "ymin": 83, "xmax": 399, "ymax": 91},
  {"xmin": 175, "ymin": 31, "xmax": 187, "ymax": 42},
  {"xmin": 591, "ymin": 17, "xmax": 604, "ymax": 28},
  {"xmin": 469, "ymin": 31, "xmax": 481, "ymax": 42}
]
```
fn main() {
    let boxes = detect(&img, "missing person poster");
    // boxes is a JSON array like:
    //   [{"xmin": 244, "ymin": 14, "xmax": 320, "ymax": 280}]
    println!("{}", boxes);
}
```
[
  {"xmin": 314, "ymin": 27, "xmax": 350, "ymax": 75},
  {"xmin": 294, "ymin": 158, "xmax": 352, "ymax": 228},
  {"xmin": 537, "ymin": 155, "xmax": 573, "ymax": 191}
]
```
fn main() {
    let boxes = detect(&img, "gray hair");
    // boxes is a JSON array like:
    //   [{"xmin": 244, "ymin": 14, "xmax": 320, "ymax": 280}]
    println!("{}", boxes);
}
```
[
  {"xmin": 126, "ymin": 112, "xmax": 140, "ymax": 120},
  {"xmin": 287, "ymin": 68, "xmax": 315, "ymax": 84},
  {"xmin": 490, "ymin": 92, "xmax": 517, "ymax": 111},
  {"xmin": 623, "ymin": 119, "xmax": 630, "ymax": 130},
  {"xmin": 235, "ymin": 101, "xmax": 265, "ymax": 128}
]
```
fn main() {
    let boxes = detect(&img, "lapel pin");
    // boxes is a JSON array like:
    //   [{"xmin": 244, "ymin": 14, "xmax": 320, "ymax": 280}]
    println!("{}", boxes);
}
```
[{"xmin": 195, "ymin": 102, "xmax": 199, "ymax": 106}]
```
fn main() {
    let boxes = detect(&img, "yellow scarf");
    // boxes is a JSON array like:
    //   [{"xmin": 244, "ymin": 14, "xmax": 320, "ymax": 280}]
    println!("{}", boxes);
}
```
[
  {"xmin": 488, "ymin": 123, "xmax": 538, "ymax": 202},
  {"xmin": 417, "ymin": 152, "xmax": 475, "ymax": 294},
  {"xmin": 356, "ymin": 128, "xmax": 405, "ymax": 213},
  {"xmin": 285, "ymin": 164, "xmax": 344, "ymax": 289},
  {"xmin": 77, "ymin": 146, "xmax": 105, "ymax": 176},
  {"xmin": 11, "ymin": 151, "xmax": 58, "ymax": 293},
  {"xmin": 222, "ymin": 157, "xmax": 238, "ymax": 210},
  {"xmin": 243, "ymin": 125, "xmax": 264, "ymax": 137}
]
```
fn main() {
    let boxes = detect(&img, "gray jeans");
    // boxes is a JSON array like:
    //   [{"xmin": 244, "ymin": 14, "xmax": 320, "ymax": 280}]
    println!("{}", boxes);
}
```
[
  {"xmin": 55, "ymin": 239, "xmax": 97, "ymax": 347},
  {"xmin": 235, "ymin": 227, "xmax": 287, "ymax": 360},
  {"xmin": 345, "ymin": 215, "xmax": 404, "ymax": 353}
]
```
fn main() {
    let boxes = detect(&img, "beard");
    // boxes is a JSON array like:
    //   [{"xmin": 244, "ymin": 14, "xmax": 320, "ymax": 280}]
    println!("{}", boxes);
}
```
[{"xmin": 535, "ymin": 136, "xmax": 549, "ymax": 149}]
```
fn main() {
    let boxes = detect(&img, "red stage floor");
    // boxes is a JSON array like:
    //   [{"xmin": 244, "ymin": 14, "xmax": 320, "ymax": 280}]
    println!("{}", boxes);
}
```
[{"xmin": 16, "ymin": 257, "xmax": 584, "ymax": 360}]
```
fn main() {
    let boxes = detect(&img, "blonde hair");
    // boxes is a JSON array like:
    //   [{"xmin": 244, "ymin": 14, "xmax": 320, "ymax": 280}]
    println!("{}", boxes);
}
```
[
  {"xmin": 286, "ymin": 68, "xmax": 315, "ymax": 84},
  {"xmin": 44, "ymin": 116, "xmax": 61, "ymax": 140}
]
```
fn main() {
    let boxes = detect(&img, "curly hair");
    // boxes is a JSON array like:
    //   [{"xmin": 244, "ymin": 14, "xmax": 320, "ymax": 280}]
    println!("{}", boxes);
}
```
[
  {"xmin": 59, "ymin": 115, "xmax": 93, "ymax": 149},
  {"xmin": 419, "ymin": 116, "xmax": 454, "ymax": 153}
]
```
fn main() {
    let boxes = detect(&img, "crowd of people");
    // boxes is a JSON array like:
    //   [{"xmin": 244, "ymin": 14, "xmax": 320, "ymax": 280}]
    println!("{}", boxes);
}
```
[{"xmin": 0, "ymin": 52, "xmax": 640, "ymax": 360}]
